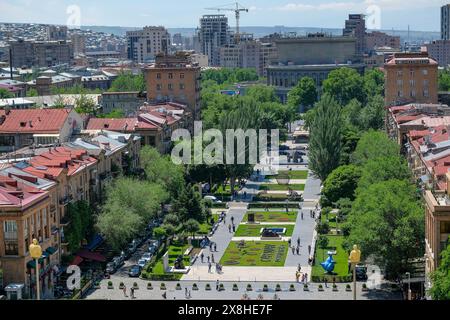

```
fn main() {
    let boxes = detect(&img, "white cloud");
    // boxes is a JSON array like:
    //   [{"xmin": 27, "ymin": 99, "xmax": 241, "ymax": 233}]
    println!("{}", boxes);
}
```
[{"xmin": 275, "ymin": 1, "xmax": 361, "ymax": 12}]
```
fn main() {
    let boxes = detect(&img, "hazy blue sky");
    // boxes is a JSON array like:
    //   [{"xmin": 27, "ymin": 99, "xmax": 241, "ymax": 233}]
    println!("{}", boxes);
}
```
[{"xmin": 0, "ymin": 0, "xmax": 447, "ymax": 31}]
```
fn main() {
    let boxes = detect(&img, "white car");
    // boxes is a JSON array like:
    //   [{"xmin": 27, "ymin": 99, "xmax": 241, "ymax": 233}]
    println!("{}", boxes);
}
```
[
  {"xmin": 137, "ymin": 259, "xmax": 147, "ymax": 268},
  {"xmin": 204, "ymin": 195, "xmax": 222, "ymax": 203},
  {"xmin": 142, "ymin": 253, "xmax": 152, "ymax": 262}
]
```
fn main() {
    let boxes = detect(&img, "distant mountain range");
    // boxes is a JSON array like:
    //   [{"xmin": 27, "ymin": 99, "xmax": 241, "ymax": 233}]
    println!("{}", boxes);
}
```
[{"xmin": 81, "ymin": 25, "xmax": 440, "ymax": 43}]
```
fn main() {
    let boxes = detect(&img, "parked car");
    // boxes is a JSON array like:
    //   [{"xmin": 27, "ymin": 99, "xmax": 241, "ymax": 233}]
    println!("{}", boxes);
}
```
[
  {"xmin": 204, "ymin": 195, "xmax": 222, "ymax": 203},
  {"xmin": 137, "ymin": 259, "xmax": 147, "ymax": 268},
  {"xmin": 128, "ymin": 265, "xmax": 142, "ymax": 278},
  {"xmin": 279, "ymin": 145, "xmax": 290, "ymax": 151},
  {"xmin": 142, "ymin": 253, "xmax": 152, "ymax": 263}
]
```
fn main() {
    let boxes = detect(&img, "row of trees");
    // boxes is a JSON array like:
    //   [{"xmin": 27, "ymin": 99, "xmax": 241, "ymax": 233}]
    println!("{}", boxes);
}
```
[
  {"xmin": 305, "ymin": 67, "xmax": 426, "ymax": 280},
  {"xmin": 96, "ymin": 146, "xmax": 191, "ymax": 251},
  {"xmin": 321, "ymin": 131, "xmax": 424, "ymax": 279}
]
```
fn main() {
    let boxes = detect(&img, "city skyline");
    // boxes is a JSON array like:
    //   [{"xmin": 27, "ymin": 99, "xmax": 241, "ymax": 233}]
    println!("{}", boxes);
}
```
[{"xmin": 0, "ymin": 0, "xmax": 448, "ymax": 32}]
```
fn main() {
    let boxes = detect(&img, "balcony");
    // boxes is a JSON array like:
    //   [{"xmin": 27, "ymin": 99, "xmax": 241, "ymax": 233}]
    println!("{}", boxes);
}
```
[
  {"xmin": 59, "ymin": 195, "xmax": 73, "ymax": 206},
  {"xmin": 50, "ymin": 204, "xmax": 57, "ymax": 213}
]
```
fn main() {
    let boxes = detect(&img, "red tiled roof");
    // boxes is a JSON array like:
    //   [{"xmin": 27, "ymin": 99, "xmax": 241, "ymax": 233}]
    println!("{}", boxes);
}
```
[
  {"xmin": 0, "ymin": 109, "xmax": 73, "ymax": 134},
  {"xmin": 0, "ymin": 176, "xmax": 48, "ymax": 207},
  {"xmin": 86, "ymin": 118, "xmax": 138, "ymax": 132}
]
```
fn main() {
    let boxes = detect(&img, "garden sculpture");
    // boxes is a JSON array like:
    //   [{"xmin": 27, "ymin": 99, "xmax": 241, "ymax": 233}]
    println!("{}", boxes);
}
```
[{"xmin": 320, "ymin": 253, "xmax": 336, "ymax": 274}]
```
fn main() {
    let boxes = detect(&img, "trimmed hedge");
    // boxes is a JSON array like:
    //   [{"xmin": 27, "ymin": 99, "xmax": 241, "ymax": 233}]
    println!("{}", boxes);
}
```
[
  {"xmin": 248, "ymin": 202, "xmax": 300, "ymax": 209},
  {"xmin": 311, "ymin": 275, "xmax": 352, "ymax": 283}
]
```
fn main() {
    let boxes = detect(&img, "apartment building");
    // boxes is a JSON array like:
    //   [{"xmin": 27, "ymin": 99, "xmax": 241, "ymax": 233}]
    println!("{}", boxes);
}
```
[
  {"xmin": 198, "ymin": 15, "xmax": 230, "ymax": 66},
  {"xmin": 101, "ymin": 91, "xmax": 147, "ymax": 116},
  {"xmin": 384, "ymin": 52, "xmax": 438, "ymax": 106},
  {"xmin": 424, "ymin": 40, "xmax": 450, "ymax": 67},
  {"xmin": 343, "ymin": 14, "xmax": 366, "ymax": 55},
  {"xmin": 145, "ymin": 52, "xmax": 201, "ymax": 120},
  {"xmin": 442, "ymin": 4, "xmax": 450, "ymax": 40},
  {"xmin": 0, "ymin": 108, "xmax": 83, "ymax": 153},
  {"xmin": 86, "ymin": 102, "xmax": 190, "ymax": 154},
  {"xmin": 126, "ymin": 26, "xmax": 171, "ymax": 63},
  {"xmin": 365, "ymin": 31, "xmax": 401, "ymax": 51},
  {"xmin": 9, "ymin": 39, "xmax": 74, "ymax": 68}
]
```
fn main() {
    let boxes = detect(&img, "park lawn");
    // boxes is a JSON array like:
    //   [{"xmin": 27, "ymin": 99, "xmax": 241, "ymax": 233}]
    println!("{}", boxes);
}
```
[
  {"xmin": 220, "ymin": 241, "xmax": 288, "ymax": 266},
  {"xmin": 244, "ymin": 211, "xmax": 298, "ymax": 223},
  {"xmin": 320, "ymin": 212, "xmax": 339, "ymax": 230},
  {"xmin": 198, "ymin": 214, "xmax": 219, "ymax": 235},
  {"xmin": 146, "ymin": 241, "xmax": 191, "ymax": 280},
  {"xmin": 266, "ymin": 170, "xmax": 308, "ymax": 180},
  {"xmin": 312, "ymin": 235, "xmax": 350, "ymax": 278},
  {"xmin": 234, "ymin": 224, "xmax": 295, "ymax": 237},
  {"xmin": 260, "ymin": 184, "xmax": 305, "ymax": 191}
]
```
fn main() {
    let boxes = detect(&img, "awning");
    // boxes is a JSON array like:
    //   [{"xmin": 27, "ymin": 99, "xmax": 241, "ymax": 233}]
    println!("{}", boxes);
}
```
[
  {"xmin": 70, "ymin": 256, "xmax": 84, "ymax": 266},
  {"xmin": 76, "ymin": 250, "xmax": 106, "ymax": 262},
  {"xmin": 45, "ymin": 247, "xmax": 57, "ymax": 255},
  {"xmin": 84, "ymin": 234, "xmax": 104, "ymax": 251}
]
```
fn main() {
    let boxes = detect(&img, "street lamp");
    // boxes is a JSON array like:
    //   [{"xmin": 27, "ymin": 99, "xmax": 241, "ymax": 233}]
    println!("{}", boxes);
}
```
[
  {"xmin": 349, "ymin": 244, "xmax": 361, "ymax": 301},
  {"xmin": 405, "ymin": 272, "xmax": 411, "ymax": 300},
  {"xmin": 29, "ymin": 238, "xmax": 42, "ymax": 300}
]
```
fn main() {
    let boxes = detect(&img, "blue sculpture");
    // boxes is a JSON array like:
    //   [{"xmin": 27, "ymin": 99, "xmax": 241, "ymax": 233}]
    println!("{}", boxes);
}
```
[{"xmin": 320, "ymin": 253, "xmax": 336, "ymax": 273}]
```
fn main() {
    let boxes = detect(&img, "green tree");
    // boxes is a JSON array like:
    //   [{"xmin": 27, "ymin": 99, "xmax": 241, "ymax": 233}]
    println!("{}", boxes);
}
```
[
  {"xmin": 26, "ymin": 88, "xmax": 39, "ymax": 97},
  {"xmin": 429, "ymin": 240, "xmax": 450, "ymax": 300},
  {"xmin": 98, "ymin": 109, "xmax": 125, "ymax": 119},
  {"xmin": 317, "ymin": 235, "xmax": 330, "ymax": 261},
  {"xmin": 109, "ymin": 72, "xmax": 146, "ymax": 92},
  {"xmin": 287, "ymin": 77, "xmax": 318, "ymax": 111},
  {"xmin": 363, "ymin": 69, "xmax": 385, "ymax": 97},
  {"xmin": 308, "ymin": 94, "xmax": 342, "ymax": 181},
  {"xmin": 152, "ymin": 227, "xmax": 167, "ymax": 241},
  {"xmin": 75, "ymin": 94, "xmax": 97, "ymax": 115},
  {"xmin": 140, "ymin": 146, "xmax": 185, "ymax": 198},
  {"xmin": 345, "ymin": 179, "xmax": 424, "ymax": 280},
  {"xmin": 184, "ymin": 219, "xmax": 201, "ymax": 238},
  {"xmin": 438, "ymin": 69, "xmax": 450, "ymax": 91},
  {"xmin": 322, "ymin": 165, "xmax": 361, "ymax": 206},
  {"xmin": 172, "ymin": 184, "xmax": 207, "ymax": 223},
  {"xmin": 351, "ymin": 130, "xmax": 400, "ymax": 165},
  {"xmin": 359, "ymin": 95, "xmax": 385, "ymax": 131},
  {"xmin": 0, "ymin": 88, "xmax": 13, "ymax": 99},
  {"xmin": 357, "ymin": 156, "xmax": 412, "ymax": 191},
  {"xmin": 323, "ymin": 67, "xmax": 365, "ymax": 105},
  {"xmin": 245, "ymin": 85, "xmax": 279, "ymax": 103},
  {"xmin": 64, "ymin": 201, "xmax": 94, "ymax": 253}
]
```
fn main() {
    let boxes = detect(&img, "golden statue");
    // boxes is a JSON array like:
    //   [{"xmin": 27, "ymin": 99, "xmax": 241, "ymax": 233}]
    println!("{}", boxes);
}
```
[
  {"xmin": 29, "ymin": 239, "xmax": 42, "ymax": 259},
  {"xmin": 349, "ymin": 244, "xmax": 361, "ymax": 264}
]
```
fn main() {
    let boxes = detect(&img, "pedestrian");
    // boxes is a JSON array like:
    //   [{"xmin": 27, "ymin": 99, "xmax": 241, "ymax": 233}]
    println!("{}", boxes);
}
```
[
  {"xmin": 265, "ymin": 205, "xmax": 269, "ymax": 212},
  {"xmin": 123, "ymin": 284, "xmax": 128, "ymax": 297},
  {"xmin": 297, "ymin": 237, "xmax": 300, "ymax": 247},
  {"xmin": 232, "ymin": 225, "xmax": 236, "ymax": 233},
  {"xmin": 130, "ymin": 287, "xmax": 135, "ymax": 299},
  {"xmin": 228, "ymin": 224, "xmax": 232, "ymax": 233},
  {"xmin": 310, "ymin": 209, "xmax": 313, "ymax": 217},
  {"xmin": 214, "ymin": 243, "xmax": 217, "ymax": 252},
  {"xmin": 304, "ymin": 273, "xmax": 308, "ymax": 284},
  {"xmin": 211, "ymin": 254, "xmax": 215, "ymax": 264},
  {"xmin": 188, "ymin": 290, "xmax": 191, "ymax": 299},
  {"xmin": 291, "ymin": 246, "xmax": 295, "ymax": 254},
  {"xmin": 308, "ymin": 245, "xmax": 311, "ymax": 255},
  {"xmin": 324, "ymin": 278, "xmax": 328, "ymax": 288},
  {"xmin": 216, "ymin": 280, "xmax": 220, "ymax": 291},
  {"xmin": 301, "ymin": 212, "xmax": 304, "ymax": 220},
  {"xmin": 201, "ymin": 252, "xmax": 204, "ymax": 263},
  {"xmin": 208, "ymin": 262, "xmax": 212, "ymax": 273},
  {"xmin": 296, "ymin": 246, "xmax": 300, "ymax": 255},
  {"xmin": 298, "ymin": 264, "xmax": 302, "ymax": 272},
  {"xmin": 185, "ymin": 287, "xmax": 188, "ymax": 297},
  {"xmin": 223, "ymin": 217, "xmax": 226, "ymax": 225},
  {"xmin": 162, "ymin": 292, "xmax": 167, "ymax": 299},
  {"xmin": 301, "ymin": 273, "xmax": 305, "ymax": 283},
  {"xmin": 288, "ymin": 238, "xmax": 292, "ymax": 247},
  {"xmin": 295, "ymin": 271, "xmax": 300, "ymax": 282},
  {"xmin": 231, "ymin": 216, "xmax": 235, "ymax": 224}
]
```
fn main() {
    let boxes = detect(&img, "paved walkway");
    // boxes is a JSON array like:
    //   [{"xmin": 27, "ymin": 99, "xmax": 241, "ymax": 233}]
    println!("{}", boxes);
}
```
[{"xmin": 85, "ymin": 278, "xmax": 402, "ymax": 300}]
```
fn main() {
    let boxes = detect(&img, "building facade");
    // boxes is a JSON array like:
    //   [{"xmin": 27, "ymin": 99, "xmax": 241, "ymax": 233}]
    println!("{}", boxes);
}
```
[
  {"xmin": 365, "ymin": 31, "xmax": 401, "ymax": 51},
  {"xmin": 424, "ymin": 40, "xmax": 450, "ymax": 67},
  {"xmin": 9, "ymin": 40, "xmax": 74, "ymax": 68},
  {"xmin": 145, "ymin": 53, "xmax": 201, "ymax": 120},
  {"xmin": 126, "ymin": 26, "xmax": 171, "ymax": 63},
  {"xmin": 442, "ymin": 4, "xmax": 450, "ymax": 40},
  {"xmin": 384, "ymin": 52, "xmax": 439, "ymax": 106},
  {"xmin": 198, "ymin": 15, "xmax": 230, "ymax": 66},
  {"xmin": 343, "ymin": 14, "xmax": 366, "ymax": 55}
]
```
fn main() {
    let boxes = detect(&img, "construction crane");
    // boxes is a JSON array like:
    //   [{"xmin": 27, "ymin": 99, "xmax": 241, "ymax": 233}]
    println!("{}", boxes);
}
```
[{"xmin": 205, "ymin": 2, "xmax": 248, "ymax": 44}]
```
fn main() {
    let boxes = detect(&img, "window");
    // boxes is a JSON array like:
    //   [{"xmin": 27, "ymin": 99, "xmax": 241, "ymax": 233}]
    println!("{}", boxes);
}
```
[
  {"xmin": 397, "ymin": 79, "xmax": 403, "ymax": 86},
  {"xmin": 168, "ymin": 73, "xmax": 173, "ymax": 79},
  {"xmin": 398, "ymin": 90, "xmax": 403, "ymax": 97},
  {"xmin": 409, "ymin": 80, "xmax": 416, "ymax": 87},
  {"xmin": 424, "ymin": 79, "xmax": 429, "ymax": 87},
  {"xmin": 397, "ymin": 70, "xmax": 403, "ymax": 77},
  {"xmin": 410, "ymin": 90, "xmax": 416, "ymax": 97},
  {"xmin": 423, "ymin": 69, "xmax": 429, "ymax": 76},
  {"xmin": 180, "ymin": 73, "xmax": 185, "ymax": 79},
  {"xmin": 4, "ymin": 221, "xmax": 18, "ymax": 239},
  {"xmin": 156, "ymin": 73, "xmax": 161, "ymax": 79},
  {"xmin": 180, "ymin": 83, "xmax": 185, "ymax": 90},
  {"xmin": 156, "ymin": 84, "xmax": 162, "ymax": 91},
  {"xmin": 168, "ymin": 83, "xmax": 173, "ymax": 91},
  {"xmin": 423, "ymin": 89, "xmax": 429, "ymax": 97}
]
